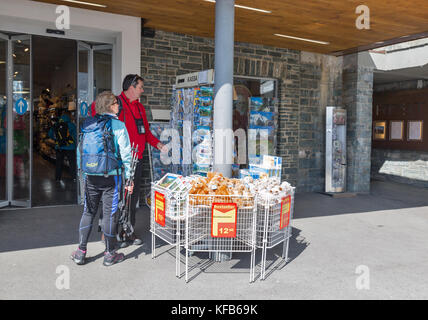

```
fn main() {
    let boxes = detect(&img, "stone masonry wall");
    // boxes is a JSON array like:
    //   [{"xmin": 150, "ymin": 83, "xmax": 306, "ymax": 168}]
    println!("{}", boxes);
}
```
[
  {"xmin": 298, "ymin": 53, "xmax": 343, "ymax": 191},
  {"xmin": 343, "ymin": 54, "xmax": 374, "ymax": 193},
  {"xmin": 139, "ymin": 30, "xmax": 344, "ymax": 197}
]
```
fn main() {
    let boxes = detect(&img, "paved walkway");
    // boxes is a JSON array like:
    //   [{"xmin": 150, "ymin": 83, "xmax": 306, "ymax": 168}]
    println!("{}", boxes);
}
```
[{"xmin": 0, "ymin": 180, "xmax": 427, "ymax": 299}]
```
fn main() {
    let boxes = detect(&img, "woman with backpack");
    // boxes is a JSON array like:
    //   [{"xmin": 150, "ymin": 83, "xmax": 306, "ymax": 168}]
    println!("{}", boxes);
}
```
[{"xmin": 71, "ymin": 91, "xmax": 134, "ymax": 267}]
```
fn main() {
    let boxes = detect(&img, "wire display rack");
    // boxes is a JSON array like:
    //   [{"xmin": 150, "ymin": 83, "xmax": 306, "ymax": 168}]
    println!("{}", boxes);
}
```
[
  {"xmin": 257, "ymin": 187, "xmax": 295, "ymax": 280},
  {"xmin": 150, "ymin": 182, "xmax": 188, "ymax": 277},
  {"xmin": 184, "ymin": 194, "xmax": 257, "ymax": 283}
]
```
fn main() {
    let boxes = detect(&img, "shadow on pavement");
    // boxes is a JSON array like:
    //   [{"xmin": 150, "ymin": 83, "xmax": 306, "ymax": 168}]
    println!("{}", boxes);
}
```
[
  {"xmin": 150, "ymin": 227, "xmax": 309, "ymax": 283},
  {"xmin": 294, "ymin": 180, "xmax": 428, "ymax": 219},
  {"xmin": 0, "ymin": 180, "xmax": 426, "ymax": 254}
]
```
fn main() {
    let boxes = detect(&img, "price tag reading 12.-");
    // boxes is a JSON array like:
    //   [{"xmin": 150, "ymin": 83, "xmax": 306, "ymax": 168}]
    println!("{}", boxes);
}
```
[
  {"xmin": 280, "ymin": 195, "xmax": 291, "ymax": 229},
  {"xmin": 155, "ymin": 191, "xmax": 166, "ymax": 227},
  {"xmin": 211, "ymin": 203, "xmax": 237, "ymax": 238}
]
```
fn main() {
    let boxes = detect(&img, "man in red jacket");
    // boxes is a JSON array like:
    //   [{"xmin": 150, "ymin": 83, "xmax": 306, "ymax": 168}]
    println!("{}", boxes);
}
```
[{"xmin": 116, "ymin": 74, "xmax": 167, "ymax": 247}]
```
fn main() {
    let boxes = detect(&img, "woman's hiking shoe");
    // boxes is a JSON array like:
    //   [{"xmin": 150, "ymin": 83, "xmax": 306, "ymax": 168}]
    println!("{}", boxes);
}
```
[
  {"xmin": 103, "ymin": 251, "xmax": 125, "ymax": 267},
  {"xmin": 70, "ymin": 248, "xmax": 86, "ymax": 265}
]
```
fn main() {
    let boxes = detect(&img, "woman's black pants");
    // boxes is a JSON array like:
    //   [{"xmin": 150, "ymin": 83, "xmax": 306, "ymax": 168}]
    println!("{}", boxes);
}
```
[{"xmin": 78, "ymin": 175, "xmax": 122, "ymax": 253}]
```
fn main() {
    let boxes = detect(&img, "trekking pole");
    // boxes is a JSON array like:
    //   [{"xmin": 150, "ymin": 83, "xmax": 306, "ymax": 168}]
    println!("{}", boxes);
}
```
[
  {"xmin": 117, "ymin": 143, "xmax": 138, "ymax": 240},
  {"xmin": 121, "ymin": 145, "xmax": 139, "ymax": 237}
]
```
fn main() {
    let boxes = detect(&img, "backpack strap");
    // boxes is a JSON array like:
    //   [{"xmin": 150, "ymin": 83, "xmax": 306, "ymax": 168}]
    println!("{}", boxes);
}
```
[
  {"xmin": 101, "ymin": 115, "xmax": 120, "ymax": 177},
  {"xmin": 101, "ymin": 118, "xmax": 111, "ymax": 177},
  {"xmin": 79, "ymin": 131, "xmax": 84, "ymax": 176}
]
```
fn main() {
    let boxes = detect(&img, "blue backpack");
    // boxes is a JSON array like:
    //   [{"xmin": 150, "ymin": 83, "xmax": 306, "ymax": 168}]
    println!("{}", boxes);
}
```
[{"xmin": 79, "ymin": 114, "xmax": 121, "ymax": 175}]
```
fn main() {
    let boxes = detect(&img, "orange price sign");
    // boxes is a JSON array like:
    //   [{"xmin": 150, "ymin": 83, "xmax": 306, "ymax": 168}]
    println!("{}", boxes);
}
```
[
  {"xmin": 211, "ymin": 203, "xmax": 237, "ymax": 238},
  {"xmin": 155, "ymin": 191, "xmax": 166, "ymax": 227},
  {"xmin": 280, "ymin": 195, "xmax": 291, "ymax": 229}
]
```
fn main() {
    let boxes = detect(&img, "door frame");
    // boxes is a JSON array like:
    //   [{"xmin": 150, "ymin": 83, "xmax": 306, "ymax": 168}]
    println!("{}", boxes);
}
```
[
  {"xmin": 8, "ymin": 34, "xmax": 32, "ymax": 208},
  {"xmin": 0, "ymin": 33, "xmax": 8, "ymax": 208}
]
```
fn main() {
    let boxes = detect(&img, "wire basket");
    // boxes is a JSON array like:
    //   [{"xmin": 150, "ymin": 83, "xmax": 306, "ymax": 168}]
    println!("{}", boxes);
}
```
[
  {"xmin": 150, "ymin": 183, "xmax": 187, "ymax": 246},
  {"xmin": 186, "ymin": 194, "xmax": 256, "ymax": 252},
  {"xmin": 257, "ymin": 187, "xmax": 295, "ymax": 281},
  {"xmin": 256, "ymin": 188, "xmax": 295, "ymax": 248},
  {"xmin": 184, "ymin": 194, "xmax": 257, "ymax": 282}
]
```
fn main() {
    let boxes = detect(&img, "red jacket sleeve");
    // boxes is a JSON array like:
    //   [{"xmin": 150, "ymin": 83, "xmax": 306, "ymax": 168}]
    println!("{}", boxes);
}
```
[{"xmin": 141, "ymin": 105, "xmax": 160, "ymax": 148}]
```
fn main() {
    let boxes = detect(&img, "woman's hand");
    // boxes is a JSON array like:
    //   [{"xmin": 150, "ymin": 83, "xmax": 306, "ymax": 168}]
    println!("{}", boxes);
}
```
[{"xmin": 125, "ymin": 181, "xmax": 134, "ymax": 194}]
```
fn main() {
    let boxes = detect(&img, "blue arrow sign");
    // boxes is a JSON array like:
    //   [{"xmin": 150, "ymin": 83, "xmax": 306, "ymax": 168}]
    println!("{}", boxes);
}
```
[
  {"xmin": 80, "ymin": 102, "xmax": 89, "ymax": 117},
  {"xmin": 15, "ymin": 98, "xmax": 28, "ymax": 115}
]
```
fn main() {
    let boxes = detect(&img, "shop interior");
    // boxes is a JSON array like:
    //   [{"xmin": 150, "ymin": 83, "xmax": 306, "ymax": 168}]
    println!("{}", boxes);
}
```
[
  {"xmin": 32, "ymin": 36, "xmax": 78, "ymax": 207},
  {"xmin": 233, "ymin": 77, "xmax": 278, "ymax": 171}
]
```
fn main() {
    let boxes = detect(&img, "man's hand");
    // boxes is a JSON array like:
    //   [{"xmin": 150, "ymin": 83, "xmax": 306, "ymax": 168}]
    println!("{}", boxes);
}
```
[{"xmin": 157, "ymin": 142, "xmax": 168, "ymax": 153}]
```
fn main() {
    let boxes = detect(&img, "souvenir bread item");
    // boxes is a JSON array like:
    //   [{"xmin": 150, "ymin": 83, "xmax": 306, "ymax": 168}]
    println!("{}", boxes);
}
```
[{"xmin": 189, "ymin": 172, "xmax": 253, "ymax": 207}]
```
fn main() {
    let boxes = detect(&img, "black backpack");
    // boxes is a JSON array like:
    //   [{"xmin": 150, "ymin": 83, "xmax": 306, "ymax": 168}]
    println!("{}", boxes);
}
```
[{"xmin": 54, "ymin": 120, "xmax": 74, "ymax": 147}]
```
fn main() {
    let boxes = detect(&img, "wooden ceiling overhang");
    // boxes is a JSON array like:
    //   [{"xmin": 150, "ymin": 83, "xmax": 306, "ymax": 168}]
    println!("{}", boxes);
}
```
[{"xmin": 33, "ymin": 0, "xmax": 428, "ymax": 55}]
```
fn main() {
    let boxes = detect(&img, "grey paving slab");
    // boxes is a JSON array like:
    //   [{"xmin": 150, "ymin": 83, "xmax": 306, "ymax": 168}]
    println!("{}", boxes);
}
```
[{"xmin": 0, "ymin": 180, "xmax": 427, "ymax": 300}]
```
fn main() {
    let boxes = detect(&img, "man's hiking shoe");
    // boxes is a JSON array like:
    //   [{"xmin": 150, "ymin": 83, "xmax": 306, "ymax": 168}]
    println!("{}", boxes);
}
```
[
  {"xmin": 119, "ymin": 241, "xmax": 129, "ymax": 249},
  {"xmin": 128, "ymin": 233, "xmax": 143, "ymax": 246},
  {"xmin": 103, "ymin": 251, "xmax": 125, "ymax": 267},
  {"xmin": 71, "ymin": 248, "xmax": 86, "ymax": 265}
]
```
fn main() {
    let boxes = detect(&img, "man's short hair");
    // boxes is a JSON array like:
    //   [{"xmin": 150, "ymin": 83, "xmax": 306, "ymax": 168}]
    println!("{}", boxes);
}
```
[{"xmin": 122, "ymin": 74, "xmax": 144, "ymax": 91}]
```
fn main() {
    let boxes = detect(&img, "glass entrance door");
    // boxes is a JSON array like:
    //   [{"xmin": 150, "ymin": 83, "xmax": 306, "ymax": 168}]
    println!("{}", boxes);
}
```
[
  {"xmin": 9, "ymin": 35, "xmax": 32, "ymax": 207},
  {"xmin": 76, "ymin": 41, "xmax": 91, "ymax": 204},
  {"xmin": 76, "ymin": 42, "xmax": 113, "ymax": 122},
  {"xmin": 76, "ymin": 42, "xmax": 113, "ymax": 204},
  {"xmin": 0, "ymin": 34, "xmax": 8, "ymax": 208},
  {"xmin": 93, "ymin": 45, "xmax": 112, "ymax": 98},
  {"xmin": 0, "ymin": 34, "xmax": 114, "ymax": 208},
  {"xmin": 0, "ymin": 33, "xmax": 33, "ymax": 208}
]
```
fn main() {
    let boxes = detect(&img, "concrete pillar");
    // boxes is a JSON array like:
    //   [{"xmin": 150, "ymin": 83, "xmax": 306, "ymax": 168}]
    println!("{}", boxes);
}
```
[
  {"xmin": 213, "ymin": 0, "xmax": 235, "ymax": 178},
  {"xmin": 343, "ymin": 52, "xmax": 374, "ymax": 193},
  {"xmin": 212, "ymin": 0, "xmax": 235, "ymax": 262}
]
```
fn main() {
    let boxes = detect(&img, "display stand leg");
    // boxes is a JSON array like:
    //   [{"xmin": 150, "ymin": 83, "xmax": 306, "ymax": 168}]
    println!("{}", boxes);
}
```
[
  {"xmin": 250, "ymin": 247, "xmax": 256, "ymax": 283},
  {"xmin": 185, "ymin": 248, "xmax": 189, "ymax": 283},
  {"xmin": 283, "ymin": 228, "xmax": 290, "ymax": 262},
  {"xmin": 261, "ymin": 201, "xmax": 270, "ymax": 281},
  {"xmin": 152, "ymin": 231, "xmax": 155, "ymax": 259},
  {"xmin": 176, "ymin": 221, "xmax": 180, "ymax": 278},
  {"xmin": 261, "ymin": 242, "xmax": 267, "ymax": 280}
]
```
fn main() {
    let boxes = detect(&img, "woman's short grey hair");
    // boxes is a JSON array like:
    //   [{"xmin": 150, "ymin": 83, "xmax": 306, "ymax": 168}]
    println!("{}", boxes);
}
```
[{"xmin": 95, "ymin": 91, "xmax": 116, "ymax": 115}]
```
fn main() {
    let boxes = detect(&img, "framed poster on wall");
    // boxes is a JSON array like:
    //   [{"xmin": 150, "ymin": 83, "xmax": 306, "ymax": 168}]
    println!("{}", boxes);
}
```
[
  {"xmin": 390, "ymin": 121, "xmax": 403, "ymax": 141},
  {"xmin": 408, "ymin": 120, "xmax": 423, "ymax": 141},
  {"xmin": 373, "ymin": 121, "xmax": 387, "ymax": 140}
]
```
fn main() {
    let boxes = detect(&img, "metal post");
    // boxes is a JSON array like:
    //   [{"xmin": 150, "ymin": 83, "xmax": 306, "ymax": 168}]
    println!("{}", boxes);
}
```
[
  {"xmin": 151, "ymin": 186, "xmax": 156, "ymax": 259},
  {"xmin": 185, "ymin": 194, "xmax": 189, "ymax": 282},
  {"xmin": 213, "ymin": 0, "xmax": 234, "ymax": 178},
  {"xmin": 212, "ymin": 0, "xmax": 235, "ymax": 263},
  {"xmin": 176, "ymin": 194, "xmax": 181, "ymax": 278},
  {"xmin": 6, "ymin": 38, "xmax": 12, "ymax": 205},
  {"xmin": 261, "ymin": 198, "xmax": 270, "ymax": 280}
]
